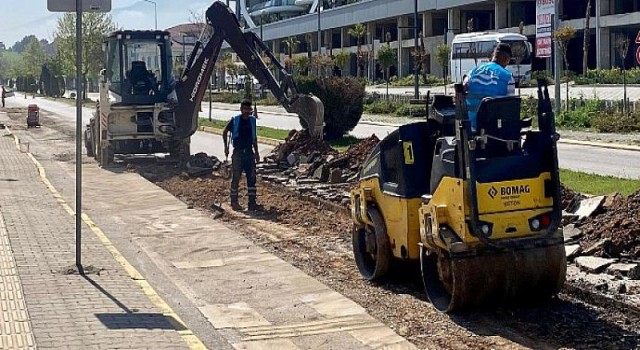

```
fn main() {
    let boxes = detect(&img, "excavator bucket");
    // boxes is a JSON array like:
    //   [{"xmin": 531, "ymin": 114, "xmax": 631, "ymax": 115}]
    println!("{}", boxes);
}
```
[{"xmin": 289, "ymin": 95, "xmax": 324, "ymax": 138}]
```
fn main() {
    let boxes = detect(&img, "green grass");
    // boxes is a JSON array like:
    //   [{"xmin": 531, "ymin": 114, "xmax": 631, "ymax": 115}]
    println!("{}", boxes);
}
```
[
  {"xmin": 199, "ymin": 118, "xmax": 291, "ymax": 140},
  {"xmin": 560, "ymin": 169, "xmax": 640, "ymax": 196},
  {"xmin": 198, "ymin": 118, "xmax": 361, "ymax": 151},
  {"xmin": 327, "ymin": 135, "xmax": 362, "ymax": 152},
  {"xmin": 41, "ymin": 95, "xmax": 96, "ymax": 108}
]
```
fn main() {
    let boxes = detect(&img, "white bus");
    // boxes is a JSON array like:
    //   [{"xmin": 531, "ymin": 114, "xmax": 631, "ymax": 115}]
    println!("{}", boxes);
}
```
[{"xmin": 450, "ymin": 32, "xmax": 533, "ymax": 85}]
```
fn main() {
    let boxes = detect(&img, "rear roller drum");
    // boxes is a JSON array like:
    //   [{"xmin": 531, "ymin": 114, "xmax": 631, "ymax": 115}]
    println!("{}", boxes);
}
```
[
  {"xmin": 352, "ymin": 207, "xmax": 391, "ymax": 281},
  {"xmin": 420, "ymin": 243, "xmax": 567, "ymax": 313}
]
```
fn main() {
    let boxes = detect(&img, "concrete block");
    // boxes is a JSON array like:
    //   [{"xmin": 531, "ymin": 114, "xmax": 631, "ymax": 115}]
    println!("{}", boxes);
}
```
[
  {"xmin": 286, "ymin": 153, "xmax": 298, "ymax": 166},
  {"xmin": 606, "ymin": 263, "xmax": 640, "ymax": 280},
  {"xmin": 563, "ymin": 224, "xmax": 583, "ymax": 242},
  {"xmin": 313, "ymin": 165, "xmax": 329, "ymax": 182},
  {"xmin": 575, "ymin": 256, "xmax": 617, "ymax": 273},
  {"xmin": 565, "ymin": 244, "xmax": 581, "ymax": 259},
  {"xmin": 329, "ymin": 169, "xmax": 343, "ymax": 184},
  {"xmin": 574, "ymin": 195, "xmax": 605, "ymax": 219}
]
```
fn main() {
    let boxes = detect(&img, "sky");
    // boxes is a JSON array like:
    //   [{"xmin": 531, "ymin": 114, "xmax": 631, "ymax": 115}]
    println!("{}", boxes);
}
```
[{"xmin": 0, "ymin": 0, "xmax": 236, "ymax": 48}]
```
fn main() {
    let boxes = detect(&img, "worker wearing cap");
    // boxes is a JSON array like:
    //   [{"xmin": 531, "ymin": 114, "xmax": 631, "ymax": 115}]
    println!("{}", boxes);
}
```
[
  {"xmin": 223, "ymin": 99, "xmax": 260, "ymax": 211},
  {"xmin": 464, "ymin": 43, "xmax": 516, "ymax": 130}
]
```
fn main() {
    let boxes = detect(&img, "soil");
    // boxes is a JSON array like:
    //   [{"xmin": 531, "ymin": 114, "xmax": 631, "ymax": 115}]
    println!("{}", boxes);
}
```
[
  {"xmin": 578, "ymin": 190, "xmax": 640, "ymax": 259},
  {"xmin": 131, "ymin": 162, "xmax": 640, "ymax": 350}
]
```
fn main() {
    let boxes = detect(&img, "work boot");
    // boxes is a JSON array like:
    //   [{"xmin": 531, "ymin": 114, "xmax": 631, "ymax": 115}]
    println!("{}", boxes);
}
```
[
  {"xmin": 231, "ymin": 201, "xmax": 243, "ymax": 211},
  {"xmin": 248, "ymin": 202, "xmax": 261, "ymax": 212}
]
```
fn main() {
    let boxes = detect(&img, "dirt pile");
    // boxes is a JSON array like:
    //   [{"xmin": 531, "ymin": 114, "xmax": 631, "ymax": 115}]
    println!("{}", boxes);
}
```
[
  {"xmin": 578, "ymin": 190, "xmax": 640, "ymax": 259},
  {"xmin": 268, "ymin": 129, "xmax": 337, "ymax": 164},
  {"xmin": 260, "ymin": 133, "xmax": 381, "ymax": 206},
  {"xmin": 561, "ymin": 184, "xmax": 586, "ymax": 211},
  {"xmin": 327, "ymin": 134, "xmax": 379, "ymax": 170}
]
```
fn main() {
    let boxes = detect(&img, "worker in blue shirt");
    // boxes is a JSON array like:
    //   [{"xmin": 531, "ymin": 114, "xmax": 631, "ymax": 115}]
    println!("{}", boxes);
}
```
[
  {"xmin": 223, "ymin": 99, "xmax": 260, "ymax": 211},
  {"xmin": 464, "ymin": 43, "xmax": 516, "ymax": 130}
]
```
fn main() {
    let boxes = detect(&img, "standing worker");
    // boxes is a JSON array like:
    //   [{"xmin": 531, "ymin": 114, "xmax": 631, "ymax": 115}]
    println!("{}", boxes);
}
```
[
  {"xmin": 463, "ymin": 43, "xmax": 515, "ymax": 130},
  {"xmin": 222, "ymin": 99, "xmax": 260, "ymax": 211},
  {"xmin": 1, "ymin": 85, "xmax": 6, "ymax": 108}
]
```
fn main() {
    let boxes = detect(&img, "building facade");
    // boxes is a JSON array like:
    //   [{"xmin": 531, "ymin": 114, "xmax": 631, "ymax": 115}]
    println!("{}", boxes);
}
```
[{"xmin": 234, "ymin": 0, "xmax": 640, "ymax": 79}]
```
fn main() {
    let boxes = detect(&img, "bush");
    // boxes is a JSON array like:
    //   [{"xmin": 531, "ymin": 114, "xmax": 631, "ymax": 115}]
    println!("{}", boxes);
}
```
[
  {"xmin": 557, "ymin": 98, "xmax": 603, "ymax": 128},
  {"xmin": 363, "ymin": 99, "xmax": 400, "ymax": 114},
  {"xmin": 390, "ymin": 74, "xmax": 445, "ymax": 87},
  {"xmin": 295, "ymin": 76, "xmax": 366, "ymax": 140},
  {"xmin": 575, "ymin": 68, "xmax": 640, "ymax": 85},
  {"xmin": 592, "ymin": 112, "xmax": 640, "ymax": 133}
]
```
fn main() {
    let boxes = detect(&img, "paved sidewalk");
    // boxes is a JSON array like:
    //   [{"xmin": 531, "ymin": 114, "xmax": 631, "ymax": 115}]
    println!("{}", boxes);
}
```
[{"xmin": 0, "ymin": 128, "xmax": 190, "ymax": 349}]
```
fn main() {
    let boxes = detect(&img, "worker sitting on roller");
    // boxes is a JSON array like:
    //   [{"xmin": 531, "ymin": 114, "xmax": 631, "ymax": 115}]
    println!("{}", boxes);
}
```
[{"xmin": 464, "ymin": 43, "xmax": 515, "ymax": 130}]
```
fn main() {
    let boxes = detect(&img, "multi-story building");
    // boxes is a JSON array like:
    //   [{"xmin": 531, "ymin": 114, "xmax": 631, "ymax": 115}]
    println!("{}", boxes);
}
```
[{"xmin": 232, "ymin": 0, "xmax": 640, "ymax": 79}]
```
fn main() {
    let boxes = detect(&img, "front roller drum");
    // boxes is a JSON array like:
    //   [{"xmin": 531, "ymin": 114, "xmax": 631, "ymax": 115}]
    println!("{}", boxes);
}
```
[
  {"xmin": 352, "ymin": 208, "xmax": 391, "ymax": 281},
  {"xmin": 420, "ymin": 243, "xmax": 567, "ymax": 312}
]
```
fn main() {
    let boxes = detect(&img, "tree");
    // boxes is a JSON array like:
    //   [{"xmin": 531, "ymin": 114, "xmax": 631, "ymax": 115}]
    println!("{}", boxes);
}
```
[
  {"xmin": 11, "ymin": 35, "xmax": 38, "ymax": 54},
  {"xmin": 583, "ymin": 0, "xmax": 591, "ymax": 74},
  {"xmin": 22, "ymin": 37, "xmax": 46, "ymax": 79},
  {"xmin": 54, "ymin": 12, "xmax": 116, "ymax": 99},
  {"xmin": 554, "ymin": 25, "xmax": 576, "ymax": 112},
  {"xmin": 312, "ymin": 55, "xmax": 334, "ymax": 78},
  {"xmin": 615, "ymin": 35, "xmax": 630, "ymax": 113},
  {"xmin": 334, "ymin": 50, "xmax": 350, "ymax": 76},
  {"xmin": 293, "ymin": 56, "xmax": 311, "ymax": 76},
  {"xmin": 347, "ymin": 23, "xmax": 366, "ymax": 78},
  {"xmin": 435, "ymin": 43, "xmax": 451, "ymax": 94},
  {"xmin": 284, "ymin": 37, "xmax": 300, "ymax": 59},
  {"xmin": 376, "ymin": 44, "xmax": 395, "ymax": 100}
]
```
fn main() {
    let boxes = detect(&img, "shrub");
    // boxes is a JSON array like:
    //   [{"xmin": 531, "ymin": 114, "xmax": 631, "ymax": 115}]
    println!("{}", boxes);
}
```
[
  {"xmin": 592, "ymin": 112, "xmax": 640, "ymax": 133},
  {"xmin": 295, "ymin": 76, "xmax": 366, "ymax": 140},
  {"xmin": 557, "ymin": 98, "xmax": 603, "ymax": 128},
  {"xmin": 364, "ymin": 99, "xmax": 398, "ymax": 114},
  {"xmin": 575, "ymin": 67, "xmax": 640, "ymax": 85}
]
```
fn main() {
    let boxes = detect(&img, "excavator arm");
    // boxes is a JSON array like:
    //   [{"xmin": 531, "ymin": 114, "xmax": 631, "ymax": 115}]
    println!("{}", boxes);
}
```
[{"xmin": 173, "ymin": 1, "xmax": 324, "ymax": 139}]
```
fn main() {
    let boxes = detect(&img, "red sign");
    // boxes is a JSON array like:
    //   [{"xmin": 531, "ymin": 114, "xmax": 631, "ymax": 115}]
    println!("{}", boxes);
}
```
[
  {"xmin": 636, "ymin": 46, "xmax": 640, "ymax": 65},
  {"xmin": 536, "ymin": 37, "xmax": 552, "ymax": 58},
  {"xmin": 635, "ymin": 31, "xmax": 640, "ymax": 44}
]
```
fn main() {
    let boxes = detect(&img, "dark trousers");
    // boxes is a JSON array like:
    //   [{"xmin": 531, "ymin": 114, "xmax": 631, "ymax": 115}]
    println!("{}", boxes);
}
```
[{"xmin": 230, "ymin": 148, "xmax": 257, "ymax": 205}]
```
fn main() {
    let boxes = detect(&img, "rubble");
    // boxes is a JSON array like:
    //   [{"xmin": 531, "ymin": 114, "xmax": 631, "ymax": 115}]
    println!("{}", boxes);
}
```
[
  {"xmin": 260, "ymin": 133, "xmax": 380, "ymax": 207},
  {"xmin": 186, "ymin": 152, "xmax": 222, "ymax": 177},
  {"xmin": 574, "ymin": 256, "xmax": 617, "ymax": 274},
  {"xmin": 576, "ymin": 190, "xmax": 640, "ymax": 259}
]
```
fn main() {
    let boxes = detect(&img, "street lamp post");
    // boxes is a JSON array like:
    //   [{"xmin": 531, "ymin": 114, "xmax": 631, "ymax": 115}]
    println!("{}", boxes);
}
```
[
  {"xmin": 317, "ymin": 4, "xmax": 322, "ymax": 56},
  {"xmin": 143, "ymin": 0, "xmax": 157, "ymax": 30}
]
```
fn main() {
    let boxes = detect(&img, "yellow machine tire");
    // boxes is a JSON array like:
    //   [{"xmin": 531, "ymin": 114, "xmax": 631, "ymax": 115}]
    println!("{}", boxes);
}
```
[
  {"xmin": 352, "ymin": 207, "xmax": 391, "ymax": 281},
  {"xmin": 420, "ymin": 243, "xmax": 566, "ymax": 313}
]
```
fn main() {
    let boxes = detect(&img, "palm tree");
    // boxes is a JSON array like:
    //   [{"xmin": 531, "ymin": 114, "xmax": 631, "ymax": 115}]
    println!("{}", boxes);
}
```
[
  {"xmin": 348, "ymin": 23, "xmax": 366, "ymax": 77},
  {"xmin": 284, "ymin": 36, "xmax": 300, "ymax": 59}
]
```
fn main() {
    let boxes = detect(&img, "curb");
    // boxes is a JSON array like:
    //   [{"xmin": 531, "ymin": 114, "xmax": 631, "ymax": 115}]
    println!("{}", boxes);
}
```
[
  {"xmin": 199, "ymin": 125, "xmax": 282, "ymax": 146},
  {"xmin": 557, "ymin": 138, "xmax": 640, "ymax": 152}
]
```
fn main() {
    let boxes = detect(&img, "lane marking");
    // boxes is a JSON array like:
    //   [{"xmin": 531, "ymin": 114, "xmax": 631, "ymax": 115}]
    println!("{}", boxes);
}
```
[{"xmin": 6, "ymin": 128, "xmax": 207, "ymax": 350}]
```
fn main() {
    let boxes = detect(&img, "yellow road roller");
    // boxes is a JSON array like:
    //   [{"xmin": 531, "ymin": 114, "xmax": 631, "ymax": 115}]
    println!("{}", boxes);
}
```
[{"xmin": 350, "ymin": 81, "xmax": 566, "ymax": 312}]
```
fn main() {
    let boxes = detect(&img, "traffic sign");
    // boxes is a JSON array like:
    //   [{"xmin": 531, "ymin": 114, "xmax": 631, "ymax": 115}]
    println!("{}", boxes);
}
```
[
  {"xmin": 48, "ymin": 0, "xmax": 111, "ymax": 12},
  {"xmin": 636, "ymin": 46, "xmax": 640, "ymax": 65}
]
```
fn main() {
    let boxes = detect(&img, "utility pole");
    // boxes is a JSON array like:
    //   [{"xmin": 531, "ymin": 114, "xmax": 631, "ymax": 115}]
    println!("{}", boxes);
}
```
[
  {"xmin": 554, "ymin": 0, "xmax": 561, "ymax": 114},
  {"xmin": 413, "ymin": 0, "xmax": 419, "ymax": 99},
  {"xmin": 75, "ymin": 0, "xmax": 83, "ymax": 269},
  {"xmin": 317, "ymin": 5, "xmax": 322, "ymax": 56},
  {"xmin": 143, "ymin": 0, "xmax": 157, "ymax": 30},
  {"xmin": 595, "ymin": 0, "xmax": 601, "ymax": 69}
]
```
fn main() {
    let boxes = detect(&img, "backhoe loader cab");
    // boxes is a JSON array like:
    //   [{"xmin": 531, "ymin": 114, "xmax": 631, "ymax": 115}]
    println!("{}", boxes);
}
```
[
  {"xmin": 86, "ymin": 30, "xmax": 188, "ymax": 166},
  {"xmin": 351, "ymin": 80, "xmax": 566, "ymax": 312},
  {"xmin": 104, "ymin": 31, "xmax": 173, "ymax": 104}
]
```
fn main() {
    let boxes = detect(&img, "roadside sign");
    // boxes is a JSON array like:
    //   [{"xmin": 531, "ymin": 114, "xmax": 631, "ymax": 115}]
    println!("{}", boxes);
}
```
[
  {"xmin": 536, "ymin": 0, "xmax": 555, "ymax": 58},
  {"xmin": 635, "ymin": 31, "xmax": 640, "ymax": 44},
  {"xmin": 636, "ymin": 46, "xmax": 640, "ymax": 65},
  {"xmin": 48, "ymin": 0, "xmax": 111, "ymax": 12}
]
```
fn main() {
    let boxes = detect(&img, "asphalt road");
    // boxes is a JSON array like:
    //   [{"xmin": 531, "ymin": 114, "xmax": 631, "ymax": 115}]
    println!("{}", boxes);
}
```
[
  {"xmin": 5, "ymin": 96, "xmax": 274, "ymax": 161},
  {"xmin": 5, "ymin": 95, "xmax": 640, "ymax": 179}
]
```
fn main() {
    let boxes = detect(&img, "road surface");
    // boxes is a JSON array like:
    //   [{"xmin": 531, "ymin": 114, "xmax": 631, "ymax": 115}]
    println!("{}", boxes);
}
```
[{"xmin": 5, "ymin": 95, "xmax": 639, "ymax": 179}]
